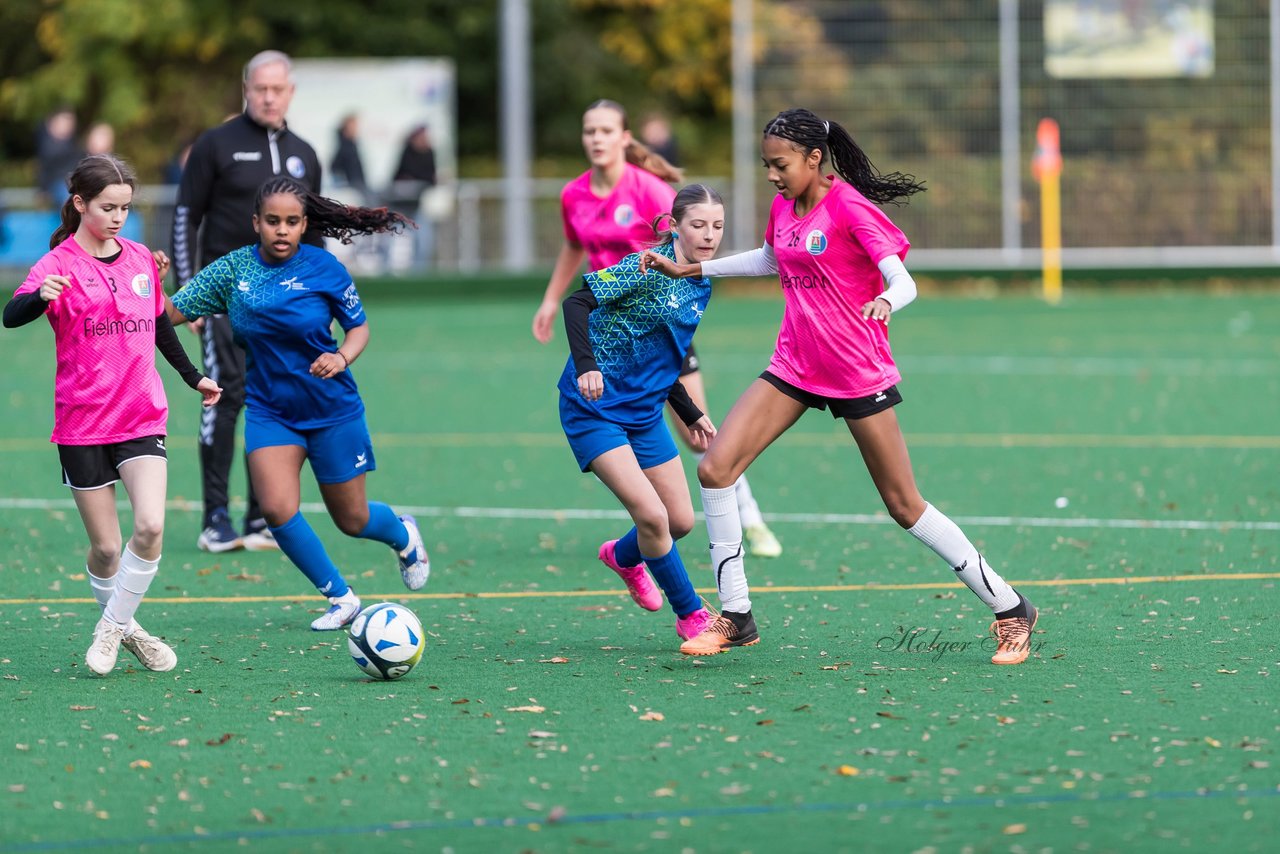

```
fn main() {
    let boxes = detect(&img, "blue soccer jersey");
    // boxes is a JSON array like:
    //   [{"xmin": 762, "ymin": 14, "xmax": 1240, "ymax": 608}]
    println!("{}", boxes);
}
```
[
  {"xmin": 172, "ymin": 244, "xmax": 367, "ymax": 429},
  {"xmin": 557, "ymin": 242, "xmax": 712, "ymax": 429}
]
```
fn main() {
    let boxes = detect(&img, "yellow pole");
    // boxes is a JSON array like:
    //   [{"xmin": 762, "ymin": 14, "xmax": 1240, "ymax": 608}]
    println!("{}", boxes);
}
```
[{"xmin": 1032, "ymin": 118, "xmax": 1063, "ymax": 305}]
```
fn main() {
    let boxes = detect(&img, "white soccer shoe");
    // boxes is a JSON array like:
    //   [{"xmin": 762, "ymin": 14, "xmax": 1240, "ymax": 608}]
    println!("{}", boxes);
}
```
[
  {"xmin": 311, "ymin": 590, "xmax": 362, "ymax": 631},
  {"xmin": 85, "ymin": 616, "xmax": 126, "ymax": 675},
  {"xmin": 397, "ymin": 514, "xmax": 431, "ymax": 591},
  {"xmin": 121, "ymin": 622, "xmax": 178, "ymax": 672}
]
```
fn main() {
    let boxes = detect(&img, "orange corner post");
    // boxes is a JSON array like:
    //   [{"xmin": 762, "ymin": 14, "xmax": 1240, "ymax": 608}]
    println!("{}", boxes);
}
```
[{"xmin": 1031, "ymin": 118, "xmax": 1063, "ymax": 305}]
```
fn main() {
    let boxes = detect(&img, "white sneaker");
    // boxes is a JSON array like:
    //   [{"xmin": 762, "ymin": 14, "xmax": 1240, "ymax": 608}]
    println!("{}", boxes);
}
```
[
  {"xmin": 85, "ymin": 616, "xmax": 126, "ymax": 675},
  {"xmin": 396, "ymin": 514, "xmax": 431, "ymax": 590},
  {"xmin": 121, "ymin": 622, "xmax": 178, "ymax": 672},
  {"xmin": 242, "ymin": 523, "xmax": 280, "ymax": 551},
  {"xmin": 310, "ymin": 590, "xmax": 362, "ymax": 631},
  {"xmin": 744, "ymin": 522, "xmax": 782, "ymax": 558}
]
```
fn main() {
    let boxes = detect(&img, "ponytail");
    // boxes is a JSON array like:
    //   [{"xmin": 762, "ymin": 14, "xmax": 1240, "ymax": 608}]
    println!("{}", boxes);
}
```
[
  {"xmin": 255, "ymin": 176, "xmax": 414, "ymax": 244},
  {"xmin": 49, "ymin": 194, "xmax": 80, "ymax": 249},
  {"xmin": 763, "ymin": 108, "xmax": 925, "ymax": 205},
  {"xmin": 625, "ymin": 139, "xmax": 684, "ymax": 184}
]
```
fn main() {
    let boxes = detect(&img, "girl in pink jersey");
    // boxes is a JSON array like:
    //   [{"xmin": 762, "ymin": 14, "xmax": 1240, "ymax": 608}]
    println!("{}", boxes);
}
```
[
  {"xmin": 3, "ymin": 155, "xmax": 222, "ymax": 676},
  {"xmin": 532, "ymin": 99, "xmax": 784, "ymax": 574},
  {"xmin": 641, "ymin": 109, "xmax": 1039, "ymax": 665}
]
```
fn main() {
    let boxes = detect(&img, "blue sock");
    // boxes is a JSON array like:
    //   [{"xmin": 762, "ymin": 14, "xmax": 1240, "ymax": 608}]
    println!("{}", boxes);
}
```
[
  {"xmin": 271, "ymin": 512, "xmax": 349, "ymax": 598},
  {"xmin": 614, "ymin": 527, "xmax": 642, "ymax": 567},
  {"xmin": 357, "ymin": 502, "xmax": 409, "ymax": 551},
  {"xmin": 640, "ymin": 545, "xmax": 700, "ymax": 618}
]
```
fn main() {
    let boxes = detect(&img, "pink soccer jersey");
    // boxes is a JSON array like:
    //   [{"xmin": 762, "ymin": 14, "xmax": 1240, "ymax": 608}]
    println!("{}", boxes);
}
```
[
  {"xmin": 560, "ymin": 163, "xmax": 677, "ymax": 271},
  {"xmin": 17, "ymin": 236, "xmax": 168, "ymax": 445},
  {"xmin": 765, "ymin": 178, "xmax": 911, "ymax": 398}
]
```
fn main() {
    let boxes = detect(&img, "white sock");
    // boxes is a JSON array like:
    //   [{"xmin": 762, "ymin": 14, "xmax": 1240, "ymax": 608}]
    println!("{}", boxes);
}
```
[
  {"xmin": 103, "ymin": 547, "xmax": 159, "ymax": 629},
  {"xmin": 88, "ymin": 569, "xmax": 114, "ymax": 609},
  {"xmin": 701, "ymin": 484, "xmax": 751, "ymax": 613},
  {"xmin": 907, "ymin": 503, "xmax": 1020, "ymax": 613},
  {"xmin": 692, "ymin": 453, "xmax": 764, "ymax": 529}
]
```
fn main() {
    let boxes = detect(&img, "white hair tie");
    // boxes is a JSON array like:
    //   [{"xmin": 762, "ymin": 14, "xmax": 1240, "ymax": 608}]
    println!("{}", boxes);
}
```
[{"xmin": 823, "ymin": 121, "xmax": 830, "ymax": 135}]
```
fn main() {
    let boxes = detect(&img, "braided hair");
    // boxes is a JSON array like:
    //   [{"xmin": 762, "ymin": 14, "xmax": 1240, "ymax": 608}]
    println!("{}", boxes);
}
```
[
  {"xmin": 254, "ymin": 176, "xmax": 413, "ymax": 244},
  {"xmin": 585, "ymin": 99, "xmax": 684, "ymax": 184},
  {"xmin": 50, "ymin": 154, "xmax": 137, "ymax": 249},
  {"xmin": 763, "ymin": 109, "xmax": 925, "ymax": 205}
]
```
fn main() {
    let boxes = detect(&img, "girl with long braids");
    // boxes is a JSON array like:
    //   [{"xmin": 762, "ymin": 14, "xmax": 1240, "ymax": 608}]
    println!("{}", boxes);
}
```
[
  {"xmin": 641, "ymin": 109, "xmax": 1039, "ymax": 663},
  {"xmin": 167, "ymin": 177, "xmax": 430, "ymax": 630},
  {"xmin": 4, "ymin": 154, "xmax": 222, "ymax": 675},
  {"xmin": 535, "ymin": 100, "xmax": 783, "ymax": 616}
]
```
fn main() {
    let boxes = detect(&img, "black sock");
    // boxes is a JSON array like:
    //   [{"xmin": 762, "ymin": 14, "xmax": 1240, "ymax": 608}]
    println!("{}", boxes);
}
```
[
  {"xmin": 722, "ymin": 609, "xmax": 754, "ymax": 630},
  {"xmin": 994, "ymin": 591, "xmax": 1032, "ymax": 621}
]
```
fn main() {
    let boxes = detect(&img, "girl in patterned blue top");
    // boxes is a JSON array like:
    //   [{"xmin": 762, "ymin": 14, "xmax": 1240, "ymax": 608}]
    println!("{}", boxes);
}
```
[
  {"xmin": 168, "ymin": 177, "xmax": 430, "ymax": 631},
  {"xmin": 559, "ymin": 184, "xmax": 725, "ymax": 645}
]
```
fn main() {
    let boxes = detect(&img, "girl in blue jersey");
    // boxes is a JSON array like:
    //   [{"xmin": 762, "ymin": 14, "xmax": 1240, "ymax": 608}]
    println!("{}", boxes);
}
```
[
  {"xmin": 559, "ymin": 184, "xmax": 725, "ymax": 646},
  {"xmin": 167, "ymin": 177, "xmax": 430, "ymax": 630}
]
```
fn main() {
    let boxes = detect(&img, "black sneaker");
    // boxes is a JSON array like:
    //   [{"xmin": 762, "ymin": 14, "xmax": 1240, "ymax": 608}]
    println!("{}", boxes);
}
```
[
  {"xmin": 197, "ymin": 509, "xmax": 243, "ymax": 553},
  {"xmin": 679, "ymin": 610, "xmax": 760, "ymax": 656}
]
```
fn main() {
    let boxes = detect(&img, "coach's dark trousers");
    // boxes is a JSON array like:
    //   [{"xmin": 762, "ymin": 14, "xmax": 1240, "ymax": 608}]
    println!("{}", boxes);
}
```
[{"xmin": 199, "ymin": 314, "xmax": 262, "ymax": 529}]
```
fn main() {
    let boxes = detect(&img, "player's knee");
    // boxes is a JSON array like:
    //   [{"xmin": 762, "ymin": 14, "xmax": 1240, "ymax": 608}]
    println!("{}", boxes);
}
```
[
  {"xmin": 88, "ymin": 539, "xmax": 121, "ymax": 565},
  {"xmin": 696, "ymin": 455, "xmax": 735, "ymax": 489},
  {"xmin": 634, "ymin": 508, "xmax": 670, "ymax": 541},
  {"xmin": 667, "ymin": 508, "xmax": 695, "ymax": 541},
  {"xmin": 130, "ymin": 515, "xmax": 164, "ymax": 549},
  {"xmin": 261, "ymin": 504, "xmax": 298, "ymax": 529},
  {"xmin": 334, "ymin": 510, "xmax": 369, "ymax": 538}
]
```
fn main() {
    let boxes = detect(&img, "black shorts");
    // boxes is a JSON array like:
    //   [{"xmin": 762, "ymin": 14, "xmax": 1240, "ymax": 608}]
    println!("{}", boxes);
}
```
[
  {"xmin": 760, "ymin": 371, "xmax": 902, "ymax": 420},
  {"xmin": 679, "ymin": 343, "xmax": 700, "ymax": 377},
  {"xmin": 58, "ymin": 435, "xmax": 168, "ymax": 490}
]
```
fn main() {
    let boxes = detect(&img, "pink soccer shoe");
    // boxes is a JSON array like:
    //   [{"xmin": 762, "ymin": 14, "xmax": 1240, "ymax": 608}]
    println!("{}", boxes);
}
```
[{"xmin": 598, "ymin": 540, "xmax": 662, "ymax": 611}]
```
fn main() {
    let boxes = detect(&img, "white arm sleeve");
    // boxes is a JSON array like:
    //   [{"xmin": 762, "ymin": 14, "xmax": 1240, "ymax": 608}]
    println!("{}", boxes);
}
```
[
  {"xmin": 877, "ymin": 254, "xmax": 918, "ymax": 313},
  {"xmin": 700, "ymin": 244, "xmax": 778, "ymax": 278}
]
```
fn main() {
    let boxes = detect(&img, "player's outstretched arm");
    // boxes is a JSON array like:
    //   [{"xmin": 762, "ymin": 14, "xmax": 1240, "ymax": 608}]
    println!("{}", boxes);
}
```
[{"xmin": 533, "ymin": 241, "xmax": 587, "ymax": 343}]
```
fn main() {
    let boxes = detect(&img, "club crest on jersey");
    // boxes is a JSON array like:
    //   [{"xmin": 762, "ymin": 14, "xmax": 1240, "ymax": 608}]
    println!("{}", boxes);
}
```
[
  {"xmin": 131, "ymin": 273, "xmax": 152, "ymax": 297},
  {"xmin": 613, "ymin": 204, "xmax": 635, "ymax": 227},
  {"xmin": 805, "ymin": 229, "xmax": 828, "ymax": 256},
  {"xmin": 286, "ymin": 156, "xmax": 307, "ymax": 178}
]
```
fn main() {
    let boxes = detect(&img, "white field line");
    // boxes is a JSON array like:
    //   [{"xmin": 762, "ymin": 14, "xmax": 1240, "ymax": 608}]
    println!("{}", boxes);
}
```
[{"xmin": 0, "ymin": 497, "xmax": 1275, "ymax": 532}]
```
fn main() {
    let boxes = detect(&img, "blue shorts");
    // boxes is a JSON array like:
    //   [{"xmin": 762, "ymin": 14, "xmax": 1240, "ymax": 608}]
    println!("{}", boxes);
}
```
[
  {"xmin": 559, "ymin": 393, "xmax": 679, "ymax": 473},
  {"xmin": 244, "ymin": 411, "xmax": 376, "ymax": 484}
]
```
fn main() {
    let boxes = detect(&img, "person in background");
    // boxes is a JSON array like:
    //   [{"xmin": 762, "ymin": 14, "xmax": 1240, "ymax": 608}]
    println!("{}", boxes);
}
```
[
  {"xmin": 36, "ymin": 107, "xmax": 82, "ymax": 207},
  {"xmin": 330, "ymin": 114, "xmax": 370, "ymax": 202},
  {"xmin": 171, "ymin": 49, "xmax": 322, "ymax": 554},
  {"xmin": 84, "ymin": 122, "xmax": 115, "ymax": 157},
  {"xmin": 389, "ymin": 124, "xmax": 438, "ymax": 269},
  {"xmin": 639, "ymin": 113, "xmax": 680, "ymax": 167}
]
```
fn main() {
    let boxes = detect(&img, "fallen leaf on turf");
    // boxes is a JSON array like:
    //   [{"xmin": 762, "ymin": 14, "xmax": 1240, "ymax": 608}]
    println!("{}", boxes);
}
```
[
  {"xmin": 129, "ymin": 760, "xmax": 151, "ymax": 769},
  {"xmin": 507, "ymin": 705, "xmax": 546, "ymax": 713},
  {"xmin": 652, "ymin": 787, "xmax": 675, "ymax": 797},
  {"xmin": 756, "ymin": 719, "xmax": 774, "ymax": 726},
  {"xmin": 1204, "ymin": 737, "xmax": 1222, "ymax": 748},
  {"xmin": 837, "ymin": 765, "xmax": 860, "ymax": 776},
  {"xmin": 8, "ymin": 785, "xmax": 25, "ymax": 793},
  {"xmin": 251, "ymin": 807, "xmax": 270, "ymax": 823},
  {"xmin": 876, "ymin": 711, "xmax": 902, "ymax": 719},
  {"xmin": 997, "ymin": 716, "xmax": 1016, "ymax": 725},
  {"xmin": 528, "ymin": 730, "xmax": 557, "ymax": 739},
  {"xmin": 69, "ymin": 705, "xmax": 95, "ymax": 711},
  {"xmin": 1004, "ymin": 824, "xmax": 1027, "ymax": 835},
  {"xmin": 639, "ymin": 711, "xmax": 665, "ymax": 721},
  {"xmin": 539, "ymin": 657, "xmax": 570, "ymax": 664},
  {"xmin": 206, "ymin": 733, "xmax": 234, "ymax": 746}
]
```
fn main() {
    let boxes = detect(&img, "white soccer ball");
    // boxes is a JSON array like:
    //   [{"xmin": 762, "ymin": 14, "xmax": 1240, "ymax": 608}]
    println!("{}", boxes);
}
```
[{"xmin": 347, "ymin": 602, "xmax": 425, "ymax": 680}]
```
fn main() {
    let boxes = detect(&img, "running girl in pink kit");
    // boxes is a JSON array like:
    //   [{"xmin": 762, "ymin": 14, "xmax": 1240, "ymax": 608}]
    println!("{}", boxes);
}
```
[
  {"xmin": 534, "ymin": 100, "xmax": 782, "ymax": 609},
  {"xmin": 3, "ymin": 154, "xmax": 222, "ymax": 676},
  {"xmin": 642, "ymin": 109, "xmax": 1039, "ymax": 664}
]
